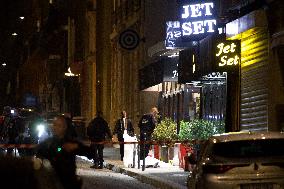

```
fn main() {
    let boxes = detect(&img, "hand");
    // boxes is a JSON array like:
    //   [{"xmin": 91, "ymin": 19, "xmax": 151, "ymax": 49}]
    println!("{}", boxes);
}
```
[
  {"xmin": 63, "ymin": 142, "xmax": 79, "ymax": 152},
  {"xmin": 32, "ymin": 157, "xmax": 43, "ymax": 170}
]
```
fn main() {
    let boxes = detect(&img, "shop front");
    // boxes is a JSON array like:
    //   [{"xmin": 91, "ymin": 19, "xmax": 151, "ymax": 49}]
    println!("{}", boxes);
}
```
[{"xmin": 226, "ymin": 10, "xmax": 269, "ymax": 131}]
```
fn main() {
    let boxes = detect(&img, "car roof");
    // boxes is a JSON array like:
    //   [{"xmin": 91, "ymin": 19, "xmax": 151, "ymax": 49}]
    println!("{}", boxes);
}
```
[{"xmin": 210, "ymin": 131, "xmax": 284, "ymax": 143}]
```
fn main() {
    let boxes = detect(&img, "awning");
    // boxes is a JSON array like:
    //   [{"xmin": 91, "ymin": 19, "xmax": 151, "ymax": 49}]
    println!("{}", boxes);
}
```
[{"xmin": 139, "ymin": 57, "xmax": 179, "ymax": 90}]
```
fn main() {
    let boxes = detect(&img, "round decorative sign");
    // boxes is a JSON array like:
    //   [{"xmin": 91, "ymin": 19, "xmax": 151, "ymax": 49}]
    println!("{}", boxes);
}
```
[{"xmin": 119, "ymin": 29, "xmax": 140, "ymax": 50}]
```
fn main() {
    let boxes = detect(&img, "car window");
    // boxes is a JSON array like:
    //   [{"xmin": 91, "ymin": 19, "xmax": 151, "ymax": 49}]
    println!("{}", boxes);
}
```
[{"xmin": 212, "ymin": 139, "xmax": 284, "ymax": 158}]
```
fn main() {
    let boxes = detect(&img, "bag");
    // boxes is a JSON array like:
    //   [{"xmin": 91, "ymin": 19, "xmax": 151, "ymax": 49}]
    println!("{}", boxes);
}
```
[{"xmin": 112, "ymin": 135, "xmax": 120, "ymax": 148}]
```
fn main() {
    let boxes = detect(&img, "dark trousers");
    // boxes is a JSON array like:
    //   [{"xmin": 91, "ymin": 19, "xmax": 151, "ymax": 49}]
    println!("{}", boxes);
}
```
[
  {"xmin": 140, "ymin": 132, "xmax": 151, "ymax": 160},
  {"xmin": 119, "ymin": 140, "xmax": 124, "ymax": 160},
  {"xmin": 91, "ymin": 143, "xmax": 104, "ymax": 165}
]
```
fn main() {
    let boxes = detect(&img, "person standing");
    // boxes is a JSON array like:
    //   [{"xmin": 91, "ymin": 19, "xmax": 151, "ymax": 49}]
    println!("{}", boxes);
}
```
[
  {"xmin": 138, "ymin": 107, "xmax": 159, "ymax": 160},
  {"xmin": 36, "ymin": 115, "xmax": 92, "ymax": 189},
  {"xmin": 113, "ymin": 111, "xmax": 134, "ymax": 161},
  {"xmin": 87, "ymin": 111, "xmax": 112, "ymax": 169},
  {"xmin": 63, "ymin": 113, "xmax": 78, "ymax": 140}
]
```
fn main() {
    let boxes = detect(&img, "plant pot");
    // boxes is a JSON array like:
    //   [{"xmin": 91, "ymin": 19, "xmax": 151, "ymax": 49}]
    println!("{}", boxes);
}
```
[
  {"xmin": 178, "ymin": 143, "xmax": 187, "ymax": 169},
  {"xmin": 168, "ymin": 146, "xmax": 174, "ymax": 161},
  {"xmin": 154, "ymin": 145, "xmax": 159, "ymax": 159},
  {"xmin": 159, "ymin": 146, "xmax": 169, "ymax": 163}
]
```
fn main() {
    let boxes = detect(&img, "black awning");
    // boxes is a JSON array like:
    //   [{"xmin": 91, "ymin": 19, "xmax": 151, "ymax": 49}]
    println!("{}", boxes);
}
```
[{"xmin": 139, "ymin": 57, "xmax": 179, "ymax": 90}]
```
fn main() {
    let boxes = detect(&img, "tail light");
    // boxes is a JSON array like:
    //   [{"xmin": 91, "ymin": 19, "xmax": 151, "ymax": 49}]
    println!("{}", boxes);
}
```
[
  {"xmin": 262, "ymin": 162, "xmax": 284, "ymax": 168},
  {"xmin": 203, "ymin": 164, "xmax": 249, "ymax": 174}
]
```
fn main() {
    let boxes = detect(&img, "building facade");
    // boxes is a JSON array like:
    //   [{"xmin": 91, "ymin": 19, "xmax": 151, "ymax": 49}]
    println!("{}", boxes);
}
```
[{"xmin": 84, "ymin": 0, "xmax": 284, "ymax": 131}]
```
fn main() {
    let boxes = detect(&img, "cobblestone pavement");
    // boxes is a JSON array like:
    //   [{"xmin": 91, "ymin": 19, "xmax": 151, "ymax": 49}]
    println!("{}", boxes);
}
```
[{"xmin": 77, "ymin": 160, "xmax": 157, "ymax": 189}]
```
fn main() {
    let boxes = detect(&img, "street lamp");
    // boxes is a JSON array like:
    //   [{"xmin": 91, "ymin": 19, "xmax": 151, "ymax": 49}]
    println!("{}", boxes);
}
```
[
  {"xmin": 19, "ymin": 16, "xmax": 25, "ymax": 20},
  {"xmin": 2, "ymin": 63, "xmax": 6, "ymax": 67},
  {"xmin": 12, "ymin": 32, "xmax": 18, "ymax": 36}
]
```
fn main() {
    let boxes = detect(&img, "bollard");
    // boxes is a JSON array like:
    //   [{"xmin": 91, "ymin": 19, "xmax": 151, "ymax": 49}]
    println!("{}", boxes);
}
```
[
  {"xmin": 142, "ymin": 132, "xmax": 146, "ymax": 171},
  {"xmin": 137, "ymin": 144, "xmax": 140, "ymax": 169},
  {"xmin": 132, "ymin": 143, "xmax": 136, "ymax": 168}
]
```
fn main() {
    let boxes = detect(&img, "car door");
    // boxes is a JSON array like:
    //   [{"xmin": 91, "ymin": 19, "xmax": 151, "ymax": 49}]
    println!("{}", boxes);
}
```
[{"xmin": 187, "ymin": 140, "xmax": 209, "ymax": 189}]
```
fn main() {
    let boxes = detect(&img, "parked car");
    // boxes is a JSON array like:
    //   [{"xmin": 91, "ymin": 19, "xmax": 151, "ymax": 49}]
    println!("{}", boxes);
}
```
[
  {"xmin": 187, "ymin": 131, "xmax": 284, "ymax": 189},
  {"xmin": 17, "ymin": 108, "xmax": 50, "ymax": 156}
]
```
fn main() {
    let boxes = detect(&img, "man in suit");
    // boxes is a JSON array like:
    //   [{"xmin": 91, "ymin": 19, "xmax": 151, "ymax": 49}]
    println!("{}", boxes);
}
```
[{"xmin": 113, "ymin": 111, "xmax": 134, "ymax": 161}]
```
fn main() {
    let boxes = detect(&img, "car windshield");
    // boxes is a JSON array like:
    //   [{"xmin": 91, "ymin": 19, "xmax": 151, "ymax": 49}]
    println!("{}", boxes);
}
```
[
  {"xmin": 212, "ymin": 139, "xmax": 284, "ymax": 158},
  {"xmin": 20, "ymin": 111, "xmax": 39, "ymax": 118}
]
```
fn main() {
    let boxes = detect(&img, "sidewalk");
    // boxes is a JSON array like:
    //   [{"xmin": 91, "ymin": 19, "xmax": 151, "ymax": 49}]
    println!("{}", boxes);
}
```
[{"xmin": 103, "ymin": 147, "xmax": 189, "ymax": 189}]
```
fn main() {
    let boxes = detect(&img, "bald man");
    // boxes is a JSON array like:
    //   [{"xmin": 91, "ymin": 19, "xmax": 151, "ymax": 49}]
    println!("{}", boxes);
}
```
[{"xmin": 138, "ymin": 107, "xmax": 159, "ymax": 160}]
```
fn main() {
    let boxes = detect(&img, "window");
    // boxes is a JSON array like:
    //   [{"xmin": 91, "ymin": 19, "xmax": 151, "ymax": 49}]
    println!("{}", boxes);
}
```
[{"xmin": 212, "ymin": 139, "xmax": 284, "ymax": 158}]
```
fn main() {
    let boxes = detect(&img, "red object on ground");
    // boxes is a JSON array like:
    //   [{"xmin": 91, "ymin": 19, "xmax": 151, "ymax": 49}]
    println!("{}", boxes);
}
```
[
  {"xmin": 179, "ymin": 144, "xmax": 187, "ymax": 168},
  {"xmin": 154, "ymin": 145, "xmax": 159, "ymax": 159}
]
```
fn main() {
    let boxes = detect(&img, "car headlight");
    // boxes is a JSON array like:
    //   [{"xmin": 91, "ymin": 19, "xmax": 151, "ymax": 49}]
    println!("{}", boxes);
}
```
[{"xmin": 36, "ymin": 124, "xmax": 45, "ymax": 138}]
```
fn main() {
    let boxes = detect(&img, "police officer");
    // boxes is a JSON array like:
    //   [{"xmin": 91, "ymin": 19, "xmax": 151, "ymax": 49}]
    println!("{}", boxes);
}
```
[
  {"xmin": 36, "ymin": 115, "xmax": 91, "ymax": 189},
  {"xmin": 138, "ymin": 107, "xmax": 159, "ymax": 160},
  {"xmin": 87, "ymin": 111, "xmax": 112, "ymax": 169}
]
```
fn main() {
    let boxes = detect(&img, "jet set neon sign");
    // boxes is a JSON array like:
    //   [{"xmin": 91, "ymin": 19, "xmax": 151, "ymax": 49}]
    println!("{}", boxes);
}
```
[
  {"xmin": 165, "ymin": 1, "xmax": 218, "ymax": 47},
  {"xmin": 181, "ymin": 2, "xmax": 216, "ymax": 37},
  {"xmin": 215, "ymin": 40, "xmax": 241, "ymax": 70}
]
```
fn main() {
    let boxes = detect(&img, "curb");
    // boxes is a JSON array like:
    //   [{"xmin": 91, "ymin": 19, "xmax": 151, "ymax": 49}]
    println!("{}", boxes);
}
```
[{"xmin": 105, "ymin": 163, "xmax": 187, "ymax": 189}]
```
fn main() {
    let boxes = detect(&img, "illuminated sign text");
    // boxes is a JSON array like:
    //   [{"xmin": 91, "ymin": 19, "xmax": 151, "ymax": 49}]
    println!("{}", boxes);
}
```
[
  {"xmin": 180, "ymin": 1, "xmax": 217, "ymax": 41},
  {"xmin": 214, "ymin": 40, "xmax": 241, "ymax": 71}
]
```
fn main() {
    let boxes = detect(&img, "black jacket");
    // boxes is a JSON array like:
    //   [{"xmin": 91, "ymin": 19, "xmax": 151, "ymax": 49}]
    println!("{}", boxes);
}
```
[
  {"xmin": 87, "ymin": 116, "xmax": 112, "ymax": 142},
  {"xmin": 65, "ymin": 117, "xmax": 78, "ymax": 140},
  {"xmin": 113, "ymin": 118, "xmax": 134, "ymax": 141},
  {"xmin": 37, "ymin": 136, "xmax": 91, "ymax": 189},
  {"xmin": 138, "ymin": 114, "xmax": 156, "ymax": 134}
]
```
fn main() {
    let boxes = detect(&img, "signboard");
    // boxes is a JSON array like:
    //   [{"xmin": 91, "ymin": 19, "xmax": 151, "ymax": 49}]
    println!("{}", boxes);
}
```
[
  {"xmin": 178, "ymin": 47, "xmax": 199, "ymax": 83},
  {"xmin": 163, "ymin": 57, "xmax": 179, "ymax": 82},
  {"xmin": 179, "ymin": 0, "xmax": 217, "ymax": 41},
  {"xmin": 214, "ymin": 40, "xmax": 241, "ymax": 72},
  {"xmin": 165, "ymin": 0, "xmax": 218, "ymax": 48},
  {"xmin": 166, "ymin": 21, "xmax": 182, "ymax": 48},
  {"xmin": 119, "ymin": 29, "xmax": 140, "ymax": 50}
]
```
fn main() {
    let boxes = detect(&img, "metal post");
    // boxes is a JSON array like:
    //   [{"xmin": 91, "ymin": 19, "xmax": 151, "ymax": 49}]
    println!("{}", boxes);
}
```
[
  {"xmin": 132, "ymin": 143, "xmax": 136, "ymax": 168},
  {"xmin": 138, "ymin": 142, "xmax": 140, "ymax": 169},
  {"xmin": 142, "ymin": 132, "xmax": 146, "ymax": 171}
]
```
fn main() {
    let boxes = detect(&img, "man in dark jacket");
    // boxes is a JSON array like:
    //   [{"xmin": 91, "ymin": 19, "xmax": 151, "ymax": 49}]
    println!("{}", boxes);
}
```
[
  {"xmin": 113, "ymin": 111, "xmax": 134, "ymax": 161},
  {"xmin": 138, "ymin": 107, "xmax": 159, "ymax": 159},
  {"xmin": 87, "ymin": 111, "xmax": 112, "ymax": 169},
  {"xmin": 64, "ymin": 113, "xmax": 78, "ymax": 140},
  {"xmin": 37, "ymin": 115, "xmax": 91, "ymax": 189}
]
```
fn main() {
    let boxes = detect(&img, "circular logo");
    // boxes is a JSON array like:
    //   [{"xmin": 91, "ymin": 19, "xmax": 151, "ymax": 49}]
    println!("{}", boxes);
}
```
[{"xmin": 119, "ymin": 29, "xmax": 140, "ymax": 50}]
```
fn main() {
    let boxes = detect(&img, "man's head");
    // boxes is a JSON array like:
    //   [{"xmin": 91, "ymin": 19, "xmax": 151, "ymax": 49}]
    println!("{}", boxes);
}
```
[
  {"xmin": 52, "ymin": 115, "xmax": 67, "ymax": 138},
  {"xmin": 150, "ymin": 107, "xmax": 159, "ymax": 118},
  {"xmin": 121, "ymin": 111, "xmax": 127, "ymax": 118}
]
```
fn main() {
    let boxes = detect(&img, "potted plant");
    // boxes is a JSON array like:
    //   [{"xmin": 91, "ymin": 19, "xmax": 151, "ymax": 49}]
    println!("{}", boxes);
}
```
[
  {"xmin": 152, "ymin": 118, "xmax": 178, "ymax": 163},
  {"xmin": 178, "ymin": 119, "xmax": 225, "ymax": 170}
]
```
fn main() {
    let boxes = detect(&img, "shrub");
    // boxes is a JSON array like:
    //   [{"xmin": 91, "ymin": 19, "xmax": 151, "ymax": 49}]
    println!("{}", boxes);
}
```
[
  {"xmin": 152, "ymin": 118, "xmax": 178, "ymax": 145},
  {"xmin": 179, "ymin": 119, "xmax": 225, "ymax": 140}
]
